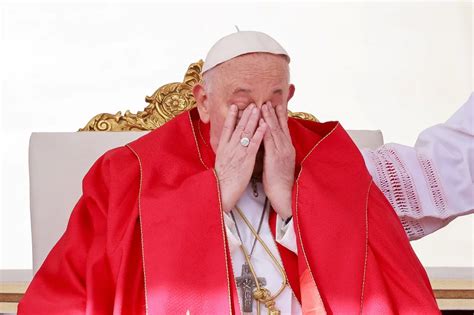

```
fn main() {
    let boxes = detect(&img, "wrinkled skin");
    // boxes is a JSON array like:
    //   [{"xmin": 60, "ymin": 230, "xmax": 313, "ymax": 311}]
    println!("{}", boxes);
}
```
[{"xmin": 192, "ymin": 53, "xmax": 296, "ymax": 219}]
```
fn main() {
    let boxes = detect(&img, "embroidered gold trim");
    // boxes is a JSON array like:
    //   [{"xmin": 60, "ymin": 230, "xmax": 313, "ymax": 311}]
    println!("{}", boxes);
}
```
[
  {"xmin": 294, "ymin": 182, "xmax": 324, "ymax": 308},
  {"xmin": 197, "ymin": 120, "xmax": 208, "ymax": 146},
  {"xmin": 188, "ymin": 112, "xmax": 209, "ymax": 170},
  {"xmin": 125, "ymin": 144, "xmax": 149, "ymax": 315},
  {"xmin": 187, "ymin": 112, "xmax": 233, "ymax": 314},
  {"xmin": 293, "ymin": 122, "xmax": 340, "ymax": 307},
  {"xmin": 360, "ymin": 180, "xmax": 372, "ymax": 314},
  {"xmin": 298, "ymin": 122, "xmax": 340, "ymax": 175}
]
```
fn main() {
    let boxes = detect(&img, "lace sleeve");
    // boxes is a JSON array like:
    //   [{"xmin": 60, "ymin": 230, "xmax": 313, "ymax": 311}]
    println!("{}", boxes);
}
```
[{"xmin": 362, "ymin": 93, "xmax": 474, "ymax": 240}]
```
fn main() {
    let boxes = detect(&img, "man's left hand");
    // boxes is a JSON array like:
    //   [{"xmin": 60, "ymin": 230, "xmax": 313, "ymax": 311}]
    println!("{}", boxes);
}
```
[{"xmin": 261, "ymin": 102, "xmax": 295, "ymax": 220}]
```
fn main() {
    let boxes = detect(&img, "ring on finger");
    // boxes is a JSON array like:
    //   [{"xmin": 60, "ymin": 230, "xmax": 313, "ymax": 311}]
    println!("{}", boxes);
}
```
[{"xmin": 240, "ymin": 137, "xmax": 250, "ymax": 147}]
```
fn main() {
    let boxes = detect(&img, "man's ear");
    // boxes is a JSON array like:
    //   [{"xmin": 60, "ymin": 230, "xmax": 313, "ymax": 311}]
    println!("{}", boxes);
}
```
[
  {"xmin": 192, "ymin": 83, "xmax": 210, "ymax": 123},
  {"xmin": 287, "ymin": 84, "xmax": 296, "ymax": 102}
]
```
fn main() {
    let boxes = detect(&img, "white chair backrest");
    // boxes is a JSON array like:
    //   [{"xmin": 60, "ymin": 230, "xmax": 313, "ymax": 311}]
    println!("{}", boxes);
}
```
[{"xmin": 29, "ymin": 130, "xmax": 383, "ymax": 273}]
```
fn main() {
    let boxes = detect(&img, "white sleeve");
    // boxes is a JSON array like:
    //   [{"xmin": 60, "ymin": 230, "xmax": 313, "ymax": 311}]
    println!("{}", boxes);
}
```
[
  {"xmin": 361, "ymin": 93, "xmax": 474, "ymax": 240},
  {"xmin": 275, "ymin": 215, "xmax": 298, "ymax": 254}
]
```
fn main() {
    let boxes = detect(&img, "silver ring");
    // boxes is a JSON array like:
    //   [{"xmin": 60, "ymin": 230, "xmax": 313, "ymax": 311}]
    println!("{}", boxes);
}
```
[{"xmin": 240, "ymin": 137, "xmax": 250, "ymax": 147}]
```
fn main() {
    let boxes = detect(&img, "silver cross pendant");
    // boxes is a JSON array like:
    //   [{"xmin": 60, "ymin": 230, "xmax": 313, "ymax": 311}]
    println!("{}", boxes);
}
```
[{"xmin": 236, "ymin": 263, "xmax": 266, "ymax": 312}]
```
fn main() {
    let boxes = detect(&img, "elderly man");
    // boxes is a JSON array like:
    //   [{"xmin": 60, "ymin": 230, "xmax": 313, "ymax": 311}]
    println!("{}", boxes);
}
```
[{"xmin": 19, "ymin": 31, "xmax": 473, "ymax": 314}]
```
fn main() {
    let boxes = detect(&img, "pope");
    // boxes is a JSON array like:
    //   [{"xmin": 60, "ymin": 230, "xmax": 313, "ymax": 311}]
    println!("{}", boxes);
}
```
[{"xmin": 18, "ymin": 31, "xmax": 473, "ymax": 314}]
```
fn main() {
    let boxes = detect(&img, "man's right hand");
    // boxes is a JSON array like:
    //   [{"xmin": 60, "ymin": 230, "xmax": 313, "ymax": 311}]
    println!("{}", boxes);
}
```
[{"xmin": 214, "ymin": 103, "xmax": 267, "ymax": 212}]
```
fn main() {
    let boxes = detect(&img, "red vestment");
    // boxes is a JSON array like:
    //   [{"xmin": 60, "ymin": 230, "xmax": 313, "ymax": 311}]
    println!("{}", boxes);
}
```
[{"xmin": 19, "ymin": 108, "xmax": 439, "ymax": 314}]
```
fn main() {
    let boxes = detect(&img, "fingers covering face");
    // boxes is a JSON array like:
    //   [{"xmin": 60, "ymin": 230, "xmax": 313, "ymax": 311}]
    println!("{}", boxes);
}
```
[
  {"xmin": 276, "ymin": 104, "xmax": 290, "ymax": 137},
  {"xmin": 219, "ymin": 104, "xmax": 238, "ymax": 146},
  {"xmin": 262, "ymin": 102, "xmax": 289, "ymax": 150},
  {"xmin": 247, "ymin": 118, "xmax": 267, "ymax": 155},
  {"xmin": 230, "ymin": 104, "xmax": 257, "ymax": 145},
  {"xmin": 218, "ymin": 102, "xmax": 289, "ymax": 153},
  {"xmin": 241, "ymin": 106, "xmax": 261, "ymax": 139}
]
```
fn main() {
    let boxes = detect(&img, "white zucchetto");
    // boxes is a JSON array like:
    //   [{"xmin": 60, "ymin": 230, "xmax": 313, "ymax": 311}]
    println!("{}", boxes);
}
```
[{"xmin": 202, "ymin": 31, "xmax": 290, "ymax": 74}]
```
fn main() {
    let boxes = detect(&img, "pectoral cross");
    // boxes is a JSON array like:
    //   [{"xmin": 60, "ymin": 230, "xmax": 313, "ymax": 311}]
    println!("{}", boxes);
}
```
[{"xmin": 236, "ymin": 263, "xmax": 266, "ymax": 313}]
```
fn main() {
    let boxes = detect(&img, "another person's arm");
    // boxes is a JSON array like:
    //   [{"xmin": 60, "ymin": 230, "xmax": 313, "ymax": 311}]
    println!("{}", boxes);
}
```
[{"xmin": 361, "ymin": 93, "xmax": 474, "ymax": 240}]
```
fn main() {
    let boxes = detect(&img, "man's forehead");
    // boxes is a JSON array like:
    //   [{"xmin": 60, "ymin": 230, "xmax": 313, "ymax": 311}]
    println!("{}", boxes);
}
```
[
  {"xmin": 221, "ymin": 68, "xmax": 289, "ymax": 89},
  {"xmin": 217, "ymin": 52, "xmax": 289, "ymax": 72},
  {"xmin": 209, "ymin": 56, "xmax": 290, "ymax": 94}
]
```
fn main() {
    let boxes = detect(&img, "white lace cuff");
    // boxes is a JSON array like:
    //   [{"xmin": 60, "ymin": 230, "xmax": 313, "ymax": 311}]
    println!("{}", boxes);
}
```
[{"xmin": 362, "ymin": 93, "xmax": 474, "ymax": 240}]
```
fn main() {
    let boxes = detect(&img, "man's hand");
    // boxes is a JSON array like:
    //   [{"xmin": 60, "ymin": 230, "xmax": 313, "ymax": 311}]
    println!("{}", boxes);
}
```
[
  {"xmin": 261, "ymin": 102, "xmax": 295, "ymax": 220},
  {"xmin": 215, "ymin": 104, "xmax": 267, "ymax": 212}
]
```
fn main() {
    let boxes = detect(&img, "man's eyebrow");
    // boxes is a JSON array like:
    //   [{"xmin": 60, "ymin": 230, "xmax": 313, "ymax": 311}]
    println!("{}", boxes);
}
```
[
  {"xmin": 232, "ymin": 88, "xmax": 283, "ymax": 94},
  {"xmin": 232, "ymin": 88, "xmax": 251, "ymax": 94}
]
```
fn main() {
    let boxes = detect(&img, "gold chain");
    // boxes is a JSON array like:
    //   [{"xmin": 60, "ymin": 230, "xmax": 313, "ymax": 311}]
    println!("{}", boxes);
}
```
[{"xmin": 234, "ymin": 205, "xmax": 288, "ymax": 314}]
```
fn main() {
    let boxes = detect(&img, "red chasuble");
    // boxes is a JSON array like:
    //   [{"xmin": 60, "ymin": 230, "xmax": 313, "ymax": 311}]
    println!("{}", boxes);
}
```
[{"xmin": 19, "ymin": 108, "xmax": 439, "ymax": 314}]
